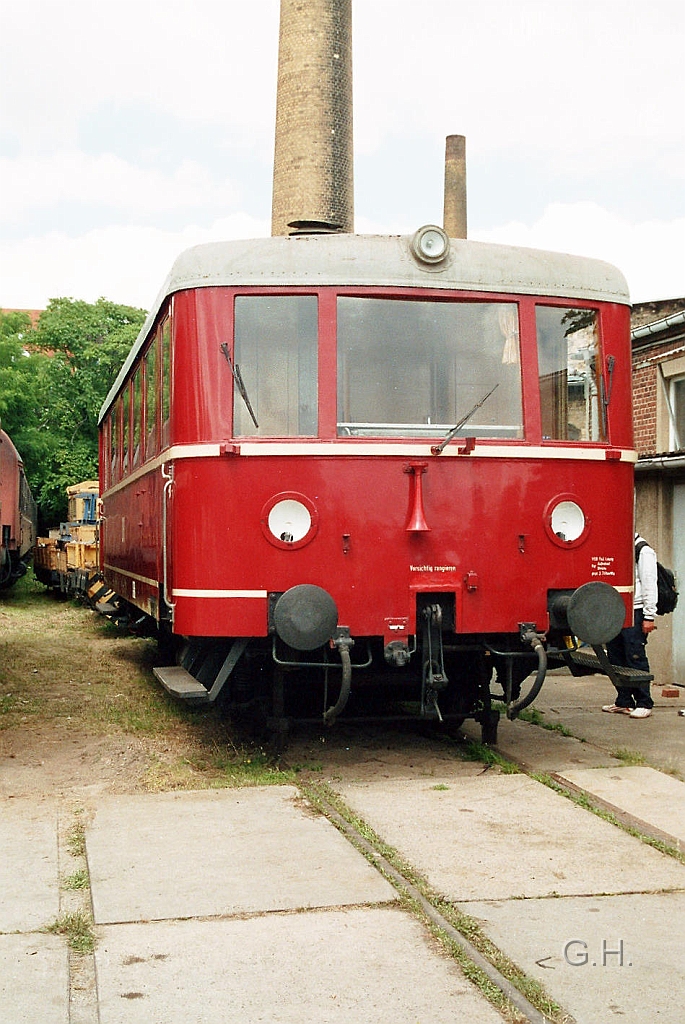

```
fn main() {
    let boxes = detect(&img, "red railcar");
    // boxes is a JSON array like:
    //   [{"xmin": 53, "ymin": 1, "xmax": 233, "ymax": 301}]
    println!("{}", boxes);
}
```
[
  {"xmin": 0, "ymin": 428, "xmax": 37, "ymax": 589},
  {"xmin": 98, "ymin": 227, "xmax": 635, "ymax": 741}
]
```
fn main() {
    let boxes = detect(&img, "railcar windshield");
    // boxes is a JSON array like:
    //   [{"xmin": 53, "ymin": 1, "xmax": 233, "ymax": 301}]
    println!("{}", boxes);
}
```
[
  {"xmin": 336, "ymin": 297, "xmax": 523, "ymax": 438},
  {"xmin": 233, "ymin": 295, "xmax": 318, "ymax": 436},
  {"xmin": 536, "ymin": 307, "xmax": 605, "ymax": 442}
]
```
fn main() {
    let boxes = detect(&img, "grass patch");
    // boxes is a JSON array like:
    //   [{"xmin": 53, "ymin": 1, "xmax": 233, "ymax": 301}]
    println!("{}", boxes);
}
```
[
  {"xmin": 139, "ymin": 740, "xmax": 303, "ymax": 792},
  {"xmin": 205, "ymin": 744, "xmax": 292, "ymax": 782},
  {"xmin": 611, "ymin": 746, "xmax": 647, "ymax": 766},
  {"xmin": 517, "ymin": 707, "xmax": 575, "ymax": 737},
  {"xmin": 63, "ymin": 870, "xmax": 89, "ymax": 891},
  {"xmin": 493, "ymin": 701, "xmax": 575, "ymax": 738},
  {"xmin": 0, "ymin": 569, "xmax": 45, "ymax": 607},
  {"xmin": 456, "ymin": 739, "xmax": 521, "ymax": 774},
  {"xmin": 0, "ymin": 692, "xmax": 44, "ymax": 725},
  {"xmin": 66, "ymin": 819, "xmax": 87, "ymax": 858},
  {"xmin": 0, "ymin": 577, "xmax": 200, "ymax": 747},
  {"xmin": 99, "ymin": 679, "xmax": 191, "ymax": 735},
  {"xmin": 46, "ymin": 910, "xmax": 95, "ymax": 954}
]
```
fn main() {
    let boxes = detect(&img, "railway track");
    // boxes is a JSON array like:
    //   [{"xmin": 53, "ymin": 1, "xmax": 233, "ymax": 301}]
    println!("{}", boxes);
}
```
[{"xmin": 298, "ymin": 775, "xmax": 568, "ymax": 1024}]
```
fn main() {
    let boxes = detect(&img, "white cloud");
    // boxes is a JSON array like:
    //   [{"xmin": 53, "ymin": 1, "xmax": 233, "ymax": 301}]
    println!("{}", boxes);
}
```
[
  {"xmin": 353, "ymin": 0, "xmax": 685, "ymax": 177},
  {"xmin": 0, "ymin": 0, "xmax": 279, "ymax": 151},
  {"xmin": 472, "ymin": 202, "xmax": 685, "ymax": 303},
  {"xmin": 0, "ymin": 214, "xmax": 270, "ymax": 311},
  {"xmin": 0, "ymin": 152, "xmax": 239, "ymax": 221}
]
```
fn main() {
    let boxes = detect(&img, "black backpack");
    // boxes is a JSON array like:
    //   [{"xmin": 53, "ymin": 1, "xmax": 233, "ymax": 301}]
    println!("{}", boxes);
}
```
[{"xmin": 635, "ymin": 540, "xmax": 679, "ymax": 616}]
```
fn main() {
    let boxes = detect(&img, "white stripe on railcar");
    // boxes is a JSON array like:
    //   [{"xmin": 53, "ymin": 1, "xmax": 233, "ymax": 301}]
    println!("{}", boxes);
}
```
[{"xmin": 172, "ymin": 589, "xmax": 268, "ymax": 599}]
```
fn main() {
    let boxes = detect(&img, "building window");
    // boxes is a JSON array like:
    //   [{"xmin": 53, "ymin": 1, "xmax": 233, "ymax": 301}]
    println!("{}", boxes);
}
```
[{"xmin": 669, "ymin": 376, "xmax": 685, "ymax": 451}]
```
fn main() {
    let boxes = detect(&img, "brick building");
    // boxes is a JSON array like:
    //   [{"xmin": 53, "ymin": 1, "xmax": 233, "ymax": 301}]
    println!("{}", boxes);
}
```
[{"xmin": 631, "ymin": 297, "xmax": 685, "ymax": 686}]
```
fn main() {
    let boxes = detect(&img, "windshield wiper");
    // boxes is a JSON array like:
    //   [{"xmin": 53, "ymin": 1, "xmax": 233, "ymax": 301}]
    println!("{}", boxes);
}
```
[
  {"xmin": 220, "ymin": 343, "xmax": 259, "ymax": 430},
  {"xmin": 431, "ymin": 383, "xmax": 499, "ymax": 455},
  {"xmin": 600, "ymin": 354, "xmax": 615, "ymax": 438}
]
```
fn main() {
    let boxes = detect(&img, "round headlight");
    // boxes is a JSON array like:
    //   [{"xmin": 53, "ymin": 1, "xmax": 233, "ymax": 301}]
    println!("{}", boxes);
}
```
[
  {"xmin": 550, "ymin": 500, "xmax": 585, "ymax": 543},
  {"xmin": 411, "ymin": 224, "xmax": 450, "ymax": 265},
  {"xmin": 261, "ymin": 492, "xmax": 319, "ymax": 549},
  {"xmin": 268, "ymin": 499, "xmax": 311, "ymax": 543}
]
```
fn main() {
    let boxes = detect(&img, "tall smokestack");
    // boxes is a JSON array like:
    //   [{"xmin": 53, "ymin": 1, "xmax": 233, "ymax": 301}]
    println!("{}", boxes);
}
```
[
  {"xmin": 271, "ymin": 0, "xmax": 354, "ymax": 235},
  {"xmin": 443, "ymin": 134, "xmax": 467, "ymax": 239}
]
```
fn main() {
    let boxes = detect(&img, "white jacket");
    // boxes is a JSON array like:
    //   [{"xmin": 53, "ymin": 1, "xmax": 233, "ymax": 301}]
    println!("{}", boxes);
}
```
[{"xmin": 635, "ymin": 533, "xmax": 658, "ymax": 620}]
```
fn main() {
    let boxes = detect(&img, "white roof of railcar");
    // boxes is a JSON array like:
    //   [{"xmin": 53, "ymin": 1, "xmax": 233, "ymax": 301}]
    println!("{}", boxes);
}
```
[{"xmin": 99, "ymin": 231, "xmax": 629, "ymax": 421}]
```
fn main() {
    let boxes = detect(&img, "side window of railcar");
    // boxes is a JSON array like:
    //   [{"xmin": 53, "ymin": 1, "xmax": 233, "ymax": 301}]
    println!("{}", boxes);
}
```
[
  {"xmin": 122, "ymin": 383, "xmax": 130, "ymax": 475},
  {"xmin": 110, "ymin": 400, "xmax": 120, "ymax": 483},
  {"xmin": 536, "ymin": 307, "xmax": 605, "ymax": 442},
  {"xmin": 132, "ymin": 368, "xmax": 142, "ymax": 467},
  {"xmin": 145, "ymin": 336, "xmax": 158, "ymax": 458},
  {"xmin": 233, "ymin": 295, "xmax": 318, "ymax": 436},
  {"xmin": 101, "ymin": 417, "xmax": 110, "ymax": 491},
  {"xmin": 161, "ymin": 317, "xmax": 171, "ymax": 444},
  {"xmin": 337, "ymin": 297, "xmax": 523, "ymax": 438}
]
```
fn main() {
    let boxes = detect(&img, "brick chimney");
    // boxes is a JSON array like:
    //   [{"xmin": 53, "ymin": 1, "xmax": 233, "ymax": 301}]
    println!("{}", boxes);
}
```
[
  {"xmin": 271, "ymin": 0, "xmax": 354, "ymax": 235},
  {"xmin": 443, "ymin": 135, "xmax": 467, "ymax": 239}
]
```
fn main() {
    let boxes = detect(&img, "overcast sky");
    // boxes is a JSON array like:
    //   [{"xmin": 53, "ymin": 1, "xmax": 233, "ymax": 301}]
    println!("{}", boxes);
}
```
[{"xmin": 1, "ymin": 0, "xmax": 683, "ymax": 312}]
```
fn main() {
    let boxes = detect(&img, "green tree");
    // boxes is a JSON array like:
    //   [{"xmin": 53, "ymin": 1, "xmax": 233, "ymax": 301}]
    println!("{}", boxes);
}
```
[
  {"xmin": 1, "ymin": 298, "xmax": 146, "ymax": 526},
  {"xmin": 0, "ymin": 310, "xmax": 38, "ymax": 431},
  {"xmin": 0, "ymin": 310, "xmax": 48, "ymax": 484}
]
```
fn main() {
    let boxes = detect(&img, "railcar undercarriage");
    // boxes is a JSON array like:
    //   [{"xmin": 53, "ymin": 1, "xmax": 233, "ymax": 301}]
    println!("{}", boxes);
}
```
[
  {"xmin": 146, "ymin": 578, "xmax": 632, "ymax": 750},
  {"xmin": 151, "ymin": 613, "xmax": 549, "ymax": 750},
  {"xmin": 61, "ymin": 570, "xmax": 635, "ymax": 751}
]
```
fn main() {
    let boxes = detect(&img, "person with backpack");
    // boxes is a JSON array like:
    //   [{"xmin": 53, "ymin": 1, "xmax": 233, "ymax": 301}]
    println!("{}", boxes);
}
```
[{"xmin": 602, "ymin": 533, "xmax": 658, "ymax": 719}]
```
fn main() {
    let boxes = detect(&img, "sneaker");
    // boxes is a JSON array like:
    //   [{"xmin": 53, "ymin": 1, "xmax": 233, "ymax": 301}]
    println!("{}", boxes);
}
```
[
  {"xmin": 629, "ymin": 707, "xmax": 652, "ymax": 719},
  {"xmin": 602, "ymin": 704, "xmax": 633, "ymax": 714}
]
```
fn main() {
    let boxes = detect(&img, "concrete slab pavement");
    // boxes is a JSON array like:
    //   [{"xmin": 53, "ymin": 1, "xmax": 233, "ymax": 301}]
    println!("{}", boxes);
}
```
[
  {"xmin": 1, "ymin": 787, "xmax": 512, "ymax": 1024},
  {"xmin": 0, "ymin": 800, "xmax": 80, "ymax": 1024},
  {"xmin": 458, "ymin": 665, "xmax": 685, "ymax": 851},
  {"xmin": 460, "ymin": 713, "xmax": 624, "ymax": 773},
  {"xmin": 531, "ymin": 668, "xmax": 685, "ymax": 778},
  {"xmin": 336, "ymin": 773, "xmax": 685, "ymax": 901},
  {"xmin": 0, "ymin": 934, "xmax": 68, "ymax": 1024},
  {"xmin": 86, "ymin": 787, "xmax": 395, "ymax": 924},
  {"xmin": 3, "ymin": 671, "xmax": 683, "ymax": 1024},
  {"xmin": 0, "ymin": 801, "xmax": 59, "ymax": 931},
  {"xmin": 458, "ymin": 891, "xmax": 685, "ymax": 1024},
  {"xmin": 94, "ymin": 907, "xmax": 505, "ymax": 1024},
  {"xmin": 332, "ymin": 742, "xmax": 685, "ymax": 1024},
  {"xmin": 558, "ymin": 766, "xmax": 685, "ymax": 851}
]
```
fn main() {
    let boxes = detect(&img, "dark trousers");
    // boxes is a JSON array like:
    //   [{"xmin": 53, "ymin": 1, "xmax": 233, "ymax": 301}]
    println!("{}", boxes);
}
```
[{"xmin": 606, "ymin": 609, "xmax": 654, "ymax": 709}]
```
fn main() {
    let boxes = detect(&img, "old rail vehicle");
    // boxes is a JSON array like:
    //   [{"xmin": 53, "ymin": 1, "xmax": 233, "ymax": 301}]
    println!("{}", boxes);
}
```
[
  {"xmin": 34, "ymin": 481, "xmax": 105, "ymax": 600},
  {"xmin": 96, "ymin": 227, "xmax": 636, "ymax": 743},
  {"xmin": 0, "ymin": 426, "xmax": 37, "ymax": 590}
]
